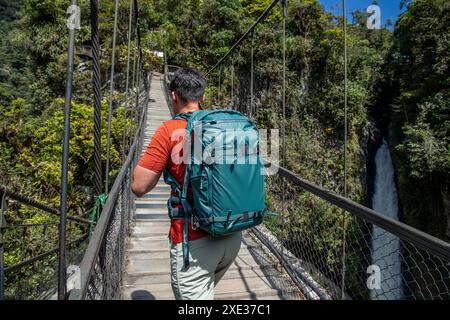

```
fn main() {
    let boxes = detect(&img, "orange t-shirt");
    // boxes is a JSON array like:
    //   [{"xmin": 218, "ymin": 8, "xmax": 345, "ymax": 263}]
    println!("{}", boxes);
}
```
[{"xmin": 138, "ymin": 119, "xmax": 208, "ymax": 244}]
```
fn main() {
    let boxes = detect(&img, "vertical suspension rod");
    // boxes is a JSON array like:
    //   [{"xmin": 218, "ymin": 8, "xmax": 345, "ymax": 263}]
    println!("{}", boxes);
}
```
[
  {"xmin": 250, "ymin": 31, "xmax": 254, "ymax": 118},
  {"xmin": 231, "ymin": 58, "xmax": 234, "ymax": 109},
  {"xmin": 122, "ymin": 0, "xmax": 134, "ymax": 162},
  {"xmin": 0, "ymin": 191, "xmax": 6, "ymax": 300},
  {"xmin": 218, "ymin": 68, "xmax": 221, "ymax": 106},
  {"xmin": 129, "ymin": 44, "xmax": 137, "ymax": 147},
  {"xmin": 341, "ymin": 0, "xmax": 348, "ymax": 300},
  {"xmin": 134, "ymin": 0, "xmax": 147, "ymax": 89},
  {"xmin": 280, "ymin": 0, "xmax": 287, "ymax": 274},
  {"xmin": 58, "ymin": 0, "xmax": 77, "ymax": 300},
  {"xmin": 105, "ymin": 0, "xmax": 120, "ymax": 194}
]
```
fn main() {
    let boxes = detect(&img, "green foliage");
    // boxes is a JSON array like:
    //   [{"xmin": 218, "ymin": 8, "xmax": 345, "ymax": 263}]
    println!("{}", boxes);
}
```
[
  {"xmin": 0, "ymin": 0, "xmax": 147, "ymax": 298},
  {"xmin": 388, "ymin": 0, "xmax": 450, "ymax": 240},
  {"xmin": 0, "ymin": 0, "xmax": 33, "ymax": 105},
  {"xmin": 157, "ymin": 0, "xmax": 243, "ymax": 70},
  {"xmin": 241, "ymin": 0, "xmax": 281, "ymax": 20},
  {"xmin": 397, "ymin": 94, "xmax": 450, "ymax": 179},
  {"xmin": 0, "ymin": 96, "xmax": 129, "ymax": 208},
  {"xmin": 0, "ymin": 0, "xmax": 449, "ymax": 299}
]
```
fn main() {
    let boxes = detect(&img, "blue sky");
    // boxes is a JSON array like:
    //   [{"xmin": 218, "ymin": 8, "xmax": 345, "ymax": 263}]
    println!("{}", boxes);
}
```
[{"xmin": 319, "ymin": 0, "xmax": 405, "ymax": 26}]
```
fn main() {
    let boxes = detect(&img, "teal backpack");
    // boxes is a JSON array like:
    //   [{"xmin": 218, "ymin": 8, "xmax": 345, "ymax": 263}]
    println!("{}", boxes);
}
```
[{"xmin": 163, "ymin": 109, "xmax": 266, "ymax": 269}]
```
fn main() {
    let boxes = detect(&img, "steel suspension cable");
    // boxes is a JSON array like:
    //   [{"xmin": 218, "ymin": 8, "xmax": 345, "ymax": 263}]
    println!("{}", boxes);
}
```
[
  {"xmin": 131, "ymin": 42, "xmax": 137, "ymax": 90},
  {"xmin": 134, "ymin": 0, "xmax": 147, "ymax": 89},
  {"xmin": 135, "ymin": 54, "xmax": 141, "ymax": 112},
  {"xmin": 122, "ymin": 0, "xmax": 134, "ymax": 163},
  {"xmin": 91, "ymin": 0, "xmax": 102, "ymax": 197},
  {"xmin": 236, "ymin": 45, "xmax": 244, "ymax": 113},
  {"xmin": 218, "ymin": 67, "xmax": 221, "ymax": 106},
  {"xmin": 231, "ymin": 58, "xmax": 234, "ymax": 109},
  {"xmin": 129, "ymin": 45, "xmax": 137, "ymax": 148},
  {"xmin": 250, "ymin": 30, "xmax": 254, "ymax": 118},
  {"xmin": 132, "ymin": 0, "xmax": 146, "ymax": 129},
  {"xmin": 105, "ymin": 0, "xmax": 120, "ymax": 194},
  {"xmin": 129, "ymin": 31, "xmax": 139, "ymax": 149},
  {"xmin": 129, "ymin": 22, "xmax": 138, "ymax": 135}
]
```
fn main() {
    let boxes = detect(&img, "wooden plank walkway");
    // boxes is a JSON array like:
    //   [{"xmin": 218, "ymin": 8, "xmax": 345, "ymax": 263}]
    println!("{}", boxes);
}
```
[{"xmin": 122, "ymin": 73, "xmax": 303, "ymax": 300}]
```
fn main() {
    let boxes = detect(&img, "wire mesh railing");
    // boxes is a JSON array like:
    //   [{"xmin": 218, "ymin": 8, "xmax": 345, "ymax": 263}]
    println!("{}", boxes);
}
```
[
  {"xmin": 259, "ymin": 168, "xmax": 450, "ymax": 300},
  {"xmin": 0, "ymin": 186, "xmax": 90, "ymax": 300},
  {"xmin": 68, "ymin": 74, "xmax": 150, "ymax": 300}
]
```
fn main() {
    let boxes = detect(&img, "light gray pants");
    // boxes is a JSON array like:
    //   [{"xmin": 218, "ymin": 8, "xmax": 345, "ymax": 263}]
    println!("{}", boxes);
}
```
[{"xmin": 169, "ymin": 232, "xmax": 242, "ymax": 300}]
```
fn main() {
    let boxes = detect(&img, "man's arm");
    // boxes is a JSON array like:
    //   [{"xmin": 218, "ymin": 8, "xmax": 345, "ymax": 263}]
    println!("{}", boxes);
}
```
[
  {"xmin": 131, "ymin": 165, "xmax": 162, "ymax": 197},
  {"xmin": 132, "ymin": 122, "xmax": 170, "ymax": 197}
]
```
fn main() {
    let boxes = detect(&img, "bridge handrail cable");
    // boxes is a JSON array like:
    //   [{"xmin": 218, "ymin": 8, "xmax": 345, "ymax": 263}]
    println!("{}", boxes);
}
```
[{"xmin": 268, "ymin": 163, "xmax": 450, "ymax": 261}]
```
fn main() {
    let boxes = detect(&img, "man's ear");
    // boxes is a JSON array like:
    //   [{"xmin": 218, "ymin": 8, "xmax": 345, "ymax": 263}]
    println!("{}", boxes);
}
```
[
  {"xmin": 171, "ymin": 91, "xmax": 177, "ymax": 104},
  {"xmin": 199, "ymin": 95, "xmax": 205, "ymax": 109}
]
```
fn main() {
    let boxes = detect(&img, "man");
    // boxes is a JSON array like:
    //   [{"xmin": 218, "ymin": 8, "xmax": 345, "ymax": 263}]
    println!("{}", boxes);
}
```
[{"xmin": 131, "ymin": 68, "xmax": 242, "ymax": 300}]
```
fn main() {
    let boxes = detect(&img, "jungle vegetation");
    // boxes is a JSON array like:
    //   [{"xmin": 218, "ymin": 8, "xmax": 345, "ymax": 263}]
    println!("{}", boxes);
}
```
[{"xmin": 0, "ymin": 0, "xmax": 448, "ymax": 298}]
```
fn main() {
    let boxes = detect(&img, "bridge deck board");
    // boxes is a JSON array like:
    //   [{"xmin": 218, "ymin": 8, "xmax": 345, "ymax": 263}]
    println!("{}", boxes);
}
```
[{"xmin": 122, "ymin": 73, "xmax": 303, "ymax": 300}]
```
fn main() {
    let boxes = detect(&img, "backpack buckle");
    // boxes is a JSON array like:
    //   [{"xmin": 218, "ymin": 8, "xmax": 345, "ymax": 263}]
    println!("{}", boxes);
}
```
[{"xmin": 192, "ymin": 215, "xmax": 200, "ymax": 230}]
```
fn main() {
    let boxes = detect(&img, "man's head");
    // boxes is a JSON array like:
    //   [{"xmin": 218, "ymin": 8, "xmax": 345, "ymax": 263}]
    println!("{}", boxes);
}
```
[{"xmin": 169, "ymin": 67, "xmax": 206, "ymax": 113}]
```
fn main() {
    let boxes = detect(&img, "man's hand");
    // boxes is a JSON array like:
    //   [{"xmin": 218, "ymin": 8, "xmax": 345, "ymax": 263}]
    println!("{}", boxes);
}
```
[{"xmin": 131, "ymin": 165, "xmax": 162, "ymax": 197}]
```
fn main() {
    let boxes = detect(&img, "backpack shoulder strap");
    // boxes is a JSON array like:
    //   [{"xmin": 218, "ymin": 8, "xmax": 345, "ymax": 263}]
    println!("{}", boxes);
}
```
[
  {"xmin": 170, "ymin": 111, "xmax": 194, "ymax": 270},
  {"xmin": 172, "ymin": 112, "xmax": 193, "ymax": 121}
]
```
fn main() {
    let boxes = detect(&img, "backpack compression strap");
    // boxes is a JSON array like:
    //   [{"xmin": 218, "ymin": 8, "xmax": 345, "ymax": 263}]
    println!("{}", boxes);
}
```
[{"xmin": 180, "ymin": 163, "xmax": 192, "ymax": 270}]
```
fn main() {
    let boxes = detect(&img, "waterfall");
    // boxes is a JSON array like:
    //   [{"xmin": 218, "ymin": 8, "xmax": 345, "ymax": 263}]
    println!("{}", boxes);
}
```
[{"xmin": 370, "ymin": 140, "xmax": 403, "ymax": 299}]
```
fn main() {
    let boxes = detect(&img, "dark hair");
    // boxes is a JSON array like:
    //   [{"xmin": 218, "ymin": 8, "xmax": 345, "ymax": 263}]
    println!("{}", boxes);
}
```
[{"xmin": 169, "ymin": 67, "xmax": 206, "ymax": 103}]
